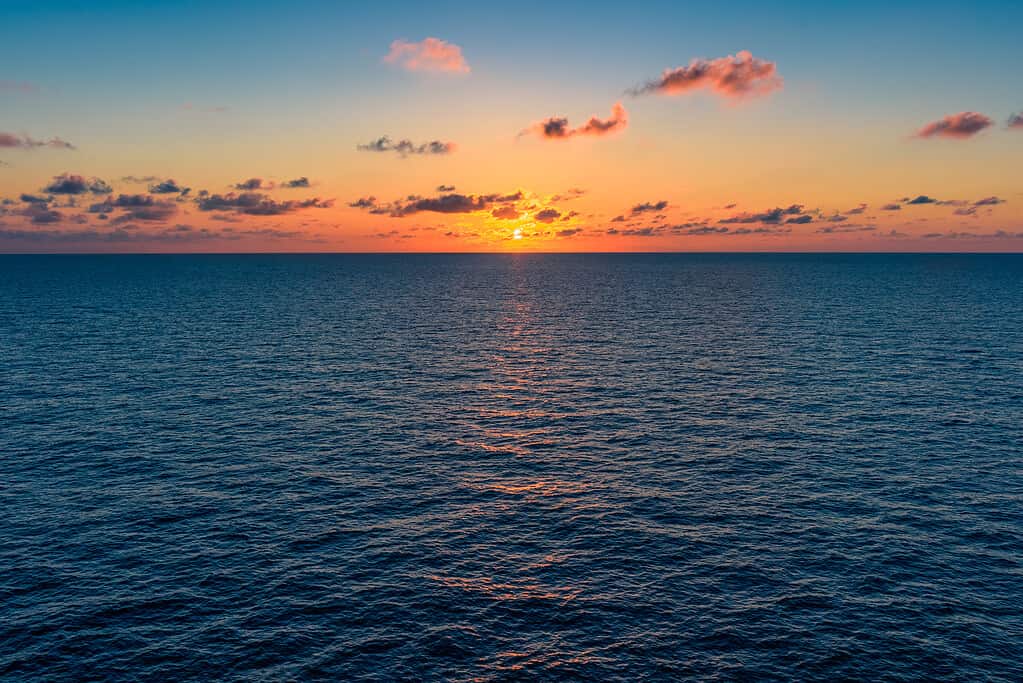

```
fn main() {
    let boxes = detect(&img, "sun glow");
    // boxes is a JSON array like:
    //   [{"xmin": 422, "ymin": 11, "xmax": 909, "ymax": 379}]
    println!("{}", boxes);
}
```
[{"xmin": 512, "ymin": 228, "xmax": 523, "ymax": 240}]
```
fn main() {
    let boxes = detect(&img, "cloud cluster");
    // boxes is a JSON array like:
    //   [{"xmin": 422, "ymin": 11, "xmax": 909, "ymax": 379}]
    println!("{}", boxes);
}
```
[
  {"xmin": 43, "ymin": 173, "xmax": 112, "ymax": 195},
  {"xmin": 0, "ymin": 132, "xmax": 75, "ymax": 150},
  {"xmin": 384, "ymin": 38, "xmax": 470, "ymax": 74},
  {"xmin": 629, "ymin": 51, "xmax": 782, "ymax": 100},
  {"xmin": 916, "ymin": 112, "xmax": 993, "ymax": 139},
  {"xmin": 349, "ymin": 190, "xmax": 525, "ymax": 217},
  {"xmin": 631, "ymin": 200, "xmax": 668, "ymax": 214},
  {"xmin": 148, "ymin": 179, "xmax": 190, "ymax": 195},
  {"xmin": 358, "ymin": 136, "xmax": 456, "ymax": 156},
  {"xmin": 523, "ymin": 102, "xmax": 627, "ymax": 140},
  {"xmin": 719, "ymin": 204, "xmax": 808, "ymax": 224},
  {"xmin": 197, "ymin": 192, "xmax": 333, "ymax": 215}
]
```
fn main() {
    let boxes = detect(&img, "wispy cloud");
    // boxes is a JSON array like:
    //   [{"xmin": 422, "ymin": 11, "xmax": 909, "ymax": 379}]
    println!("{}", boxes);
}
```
[
  {"xmin": 522, "ymin": 102, "xmax": 627, "ymax": 140},
  {"xmin": 629, "ymin": 51, "xmax": 782, "ymax": 100},
  {"xmin": 384, "ymin": 37, "xmax": 470, "ymax": 74},
  {"xmin": 357, "ymin": 136, "xmax": 456, "ymax": 156},
  {"xmin": 631, "ymin": 200, "xmax": 668, "ymax": 214},
  {"xmin": 719, "ymin": 204, "xmax": 808, "ymax": 224},
  {"xmin": 0, "ymin": 132, "xmax": 75, "ymax": 150},
  {"xmin": 916, "ymin": 112, "xmax": 993, "ymax": 139}
]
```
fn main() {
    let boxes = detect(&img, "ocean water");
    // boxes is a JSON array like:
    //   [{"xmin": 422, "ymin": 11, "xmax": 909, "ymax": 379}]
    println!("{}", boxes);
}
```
[{"xmin": 2, "ymin": 253, "xmax": 1022, "ymax": 681}]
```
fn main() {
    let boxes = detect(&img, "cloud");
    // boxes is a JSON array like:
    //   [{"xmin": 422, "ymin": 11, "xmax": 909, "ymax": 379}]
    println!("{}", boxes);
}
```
[
  {"xmin": 148, "ymin": 179, "xmax": 189, "ymax": 195},
  {"xmin": 916, "ymin": 112, "xmax": 993, "ymax": 139},
  {"xmin": 348, "ymin": 196, "xmax": 377, "ymax": 209},
  {"xmin": 108, "ymin": 194, "xmax": 178, "ymax": 223},
  {"xmin": 0, "ymin": 224, "xmax": 319, "ymax": 247},
  {"xmin": 43, "ymin": 173, "xmax": 112, "ymax": 195},
  {"xmin": 973, "ymin": 196, "xmax": 1004, "ymax": 206},
  {"xmin": 357, "ymin": 136, "xmax": 456, "ymax": 156},
  {"xmin": 492, "ymin": 205, "xmax": 519, "ymax": 220},
  {"xmin": 786, "ymin": 214, "xmax": 813, "ymax": 224},
  {"xmin": 523, "ymin": 102, "xmax": 627, "ymax": 139},
  {"xmin": 383, "ymin": 37, "xmax": 470, "ymax": 74},
  {"xmin": 19, "ymin": 204, "xmax": 63, "ymax": 224},
  {"xmin": 906, "ymin": 195, "xmax": 937, "ymax": 204},
  {"xmin": 557, "ymin": 228, "xmax": 582, "ymax": 237},
  {"xmin": 1008, "ymin": 113, "xmax": 1023, "ymax": 129},
  {"xmin": 234, "ymin": 177, "xmax": 274, "ymax": 190},
  {"xmin": 816, "ymin": 224, "xmax": 876, "ymax": 234},
  {"xmin": 881, "ymin": 203, "xmax": 902, "ymax": 211},
  {"xmin": 629, "ymin": 51, "xmax": 782, "ymax": 100},
  {"xmin": 352, "ymin": 190, "xmax": 523, "ymax": 217},
  {"xmin": 197, "ymin": 192, "xmax": 333, "ymax": 215},
  {"xmin": 0, "ymin": 132, "xmax": 75, "ymax": 150},
  {"xmin": 534, "ymin": 208, "xmax": 561, "ymax": 223},
  {"xmin": 20, "ymin": 194, "xmax": 49, "ymax": 204},
  {"xmin": 437, "ymin": 184, "xmax": 456, "ymax": 192},
  {"xmin": 631, "ymin": 200, "xmax": 668, "ymax": 214},
  {"xmin": 720, "ymin": 204, "xmax": 806, "ymax": 224},
  {"xmin": 551, "ymin": 188, "xmax": 586, "ymax": 201},
  {"xmin": 846, "ymin": 203, "xmax": 868, "ymax": 215},
  {"xmin": 284, "ymin": 177, "xmax": 311, "ymax": 188}
]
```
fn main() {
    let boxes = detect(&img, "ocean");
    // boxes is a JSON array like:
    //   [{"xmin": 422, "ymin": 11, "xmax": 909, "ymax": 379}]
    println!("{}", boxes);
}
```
[{"xmin": 2, "ymin": 253, "xmax": 1022, "ymax": 681}]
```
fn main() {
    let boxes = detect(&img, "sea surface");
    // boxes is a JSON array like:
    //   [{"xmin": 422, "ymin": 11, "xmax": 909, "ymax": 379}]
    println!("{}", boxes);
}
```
[{"xmin": 2, "ymin": 253, "xmax": 1022, "ymax": 681}]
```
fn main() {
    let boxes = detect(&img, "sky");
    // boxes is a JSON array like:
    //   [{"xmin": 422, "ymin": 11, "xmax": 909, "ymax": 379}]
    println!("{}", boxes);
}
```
[{"xmin": 1, "ymin": 0, "xmax": 1022, "ymax": 253}]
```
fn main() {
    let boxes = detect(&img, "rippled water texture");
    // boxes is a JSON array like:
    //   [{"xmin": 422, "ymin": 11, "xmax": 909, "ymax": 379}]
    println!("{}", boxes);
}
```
[{"xmin": 2, "ymin": 254, "xmax": 1022, "ymax": 681}]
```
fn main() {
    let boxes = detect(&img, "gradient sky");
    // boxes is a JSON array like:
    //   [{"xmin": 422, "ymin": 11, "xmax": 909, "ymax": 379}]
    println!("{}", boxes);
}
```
[{"xmin": 2, "ymin": 0, "xmax": 1022, "ymax": 252}]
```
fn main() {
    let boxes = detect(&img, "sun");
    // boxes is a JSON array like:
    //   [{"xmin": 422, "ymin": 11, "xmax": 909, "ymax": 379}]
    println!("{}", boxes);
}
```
[{"xmin": 512, "ymin": 228, "xmax": 523, "ymax": 240}]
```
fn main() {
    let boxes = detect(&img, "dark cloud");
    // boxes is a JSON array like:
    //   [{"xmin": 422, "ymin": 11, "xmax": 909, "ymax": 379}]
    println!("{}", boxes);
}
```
[
  {"xmin": 19, "ymin": 204, "xmax": 63, "ymax": 224},
  {"xmin": 355, "ymin": 190, "xmax": 524, "ymax": 217},
  {"xmin": 284, "ymin": 177, "xmax": 311, "ymax": 188},
  {"xmin": 816, "ymin": 225, "xmax": 876, "ymax": 234},
  {"xmin": 629, "ymin": 51, "xmax": 782, "ymax": 99},
  {"xmin": 557, "ymin": 228, "xmax": 582, "ymax": 237},
  {"xmin": 551, "ymin": 188, "xmax": 586, "ymax": 201},
  {"xmin": 491, "ymin": 205, "xmax": 519, "ymax": 220},
  {"xmin": 149, "ymin": 179, "xmax": 189, "ymax": 195},
  {"xmin": 916, "ymin": 112, "xmax": 993, "ymax": 139},
  {"xmin": 524, "ymin": 103, "xmax": 627, "ymax": 139},
  {"xmin": 349, "ymin": 196, "xmax": 377, "ymax": 209},
  {"xmin": 846, "ymin": 203, "xmax": 868, "ymax": 215},
  {"xmin": 0, "ymin": 224, "xmax": 319, "ymax": 247},
  {"xmin": 720, "ymin": 204, "xmax": 806, "ymax": 224},
  {"xmin": 881, "ymin": 203, "xmax": 902, "ymax": 211},
  {"xmin": 610, "ymin": 215, "xmax": 626, "ymax": 222},
  {"xmin": 20, "ymin": 194, "xmax": 49, "ymax": 204},
  {"xmin": 785, "ymin": 214, "xmax": 813, "ymax": 224},
  {"xmin": 906, "ymin": 195, "xmax": 937, "ymax": 204},
  {"xmin": 234, "ymin": 177, "xmax": 274, "ymax": 191},
  {"xmin": 43, "ymin": 173, "xmax": 112, "ymax": 195},
  {"xmin": 197, "ymin": 192, "xmax": 333, "ymax": 215},
  {"xmin": 357, "ymin": 136, "xmax": 456, "ymax": 156},
  {"xmin": 973, "ymin": 196, "xmax": 1004, "ymax": 206},
  {"xmin": 535, "ymin": 209, "xmax": 561, "ymax": 223},
  {"xmin": 0, "ymin": 132, "xmax": 75, "ymax": 150},
  {"xmin": 109, "ymin": 195, "xmax": 178, "ymax": 223},
  {"xmin": 1010, "ymin": 113, "xmax": 1023, "ymax": 129},
  {"xmin": 631, "ymin": 200, "xmax": 668, "ymax": 214},
  {"xmin": 437, "ymin": 184, "xmax": 456, "ymax": 192}
]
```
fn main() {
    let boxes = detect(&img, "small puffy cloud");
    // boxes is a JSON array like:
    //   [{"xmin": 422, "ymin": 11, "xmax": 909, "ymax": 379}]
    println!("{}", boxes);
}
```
[
  {"xmin": 534, "ymin": 208, "xmax": 561, "ymax": 223},
  {"xmin": 916, "ymin": 112, "xmax": 993, "ymax": 139},
  {"xmin": 557, "ymin": 228, "xmax": 582, "ymax": 237},
  {"xmin": 907, "ymin": 195, "xmax": 937, "ymax": 204},
  {"xmin": 881, "ymin": 203, "xmax": 902, "ymax": 211},
  {"xmin": 629, "ymin": 51, "xmax": 782, "ymax": 100},
  {"xmin": 234, "ymin": 177, "xmax": 274, "ymax": 190},
  {"xmin": 349, "ymin": 196, "xmax": 377, "ymax": 209},
  {"xmin": 0, "ymin": 132, "xmax": 75, "ymax": 150},
  {"xmin": 383, "ymin": 37, "xmax": 470, "ymax": 74},
  {"xmin": 43, "ymin": 173, "xmax": 112, "ymax": 195},
  {"xmin": 149, "ymin": 179, "xmax": 189, "ymax": 195},
  {"xmin": 786, "ymin": 214, "xmax": 813, "ymax": 224},
  {"xmin": 20, "ymin": 194, "xmax": 49, "ymax": 204},
  {"xmin": 284, "ymin": 177, "xmax": 310, "ymax": 188},
  {"xmin": 523, "ymin": 102, "xmax": 627, "ymax": 140},
  {"xmin": 492, "ymin": 205, "xmax": 519, "ymax": 220},
  {"xmin": 1007, "ymin": 113, "xmax": 1023, "ymax": 129},
  {"xmin": 19, "ymin": 204, "xmax": 63, "ymax": 224},
  {"xmin": 437, "ymin": 184, "xmax": 456, "ymax": 192},
  {"xmin": 631, "ymin": 200, "xmax": 668, "ymax": 214},
  {"xmin": 358, "ymin": 136, "xmax": 456, "ymax": 156}
]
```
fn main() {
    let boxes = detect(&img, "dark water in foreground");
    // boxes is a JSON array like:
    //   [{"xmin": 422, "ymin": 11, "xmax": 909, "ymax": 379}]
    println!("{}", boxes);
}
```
[{"xmin": 2, "ymin": 254, "xmax": 1022, "ymax": 681}]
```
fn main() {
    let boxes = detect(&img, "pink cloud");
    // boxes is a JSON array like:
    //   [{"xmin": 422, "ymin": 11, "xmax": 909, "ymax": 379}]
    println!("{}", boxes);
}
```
[
  {"xmin": 384, "ymin": 38, "xmax": 470, "ymax": 74},
  {"xmin": 524, "ymin": 102, "xmax": 628, "ymax": 140},
  {"xmin": 1009, "ymin": 112, "xmax": 1023, "ymax": 129},
  {"xmin": 916, "ymin": 112, "xmax": 993, "ymax": 139},
  {"xmin": 629, "ymin": 51, "xmax": 782, "ymax": 100}
]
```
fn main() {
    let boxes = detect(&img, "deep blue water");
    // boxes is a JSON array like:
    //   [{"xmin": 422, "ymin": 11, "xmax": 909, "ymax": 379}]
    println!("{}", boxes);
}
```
[{"xmin": 2, "ymin": 253, "xmax": 1022, "ymax": 681}]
